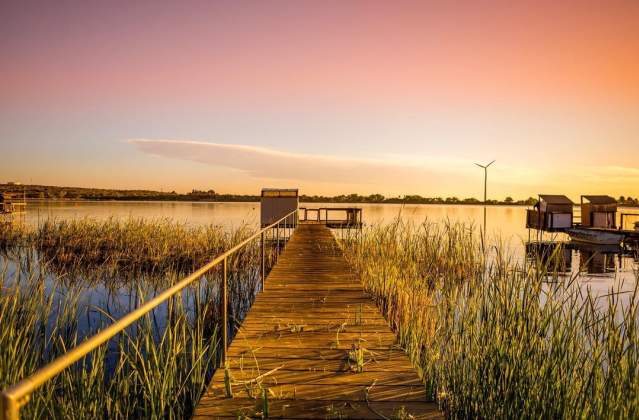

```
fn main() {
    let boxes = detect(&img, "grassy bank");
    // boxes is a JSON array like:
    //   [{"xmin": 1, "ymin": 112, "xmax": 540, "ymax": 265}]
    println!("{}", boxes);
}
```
[{"xmin": 341, "ymin": 219, "xmax": 639, "ymax": 418}]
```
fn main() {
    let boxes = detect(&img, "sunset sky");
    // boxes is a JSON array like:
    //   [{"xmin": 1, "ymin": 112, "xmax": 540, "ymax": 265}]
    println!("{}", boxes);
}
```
[{"xmin": 1, "ymin": 0, "xmax": 638, "ymax": 200}]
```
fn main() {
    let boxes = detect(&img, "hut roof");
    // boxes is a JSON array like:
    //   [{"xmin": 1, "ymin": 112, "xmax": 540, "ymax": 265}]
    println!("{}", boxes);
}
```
[
  {"xmin": 261, "ymin": 188, "xmax": 298, "ymax": 197},
  {"xmin": 582, "ymin": 195, "xmax": 617, "ymax": 205},
  {"xmin": 539, "ymin": 194, "xmax": 574, "ymax": 205}
]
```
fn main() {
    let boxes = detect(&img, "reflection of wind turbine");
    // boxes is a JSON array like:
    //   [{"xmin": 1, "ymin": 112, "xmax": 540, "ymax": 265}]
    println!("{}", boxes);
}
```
[{"xmin": 475, "ymin": 160, "xmax": 495, "ymax": 248}]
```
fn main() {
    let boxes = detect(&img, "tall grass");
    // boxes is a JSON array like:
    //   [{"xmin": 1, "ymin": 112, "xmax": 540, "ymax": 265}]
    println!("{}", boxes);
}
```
[
  {"xmin": 2, "ymin": 217, "xmax": 258, "ymax": 275},
  {"xmin": 0, "ymin": 254, "xmax": 221, "ymax": 419},
  {"xmin": 0, "ymin": 218, "xmax": 276, "ymax": 418},
  {"xmin": 34, "ymin": 218, "xmax": 257, "ymax": 274},
  {"xmin": 342, "ymin": 218, "xmax": 639, "ymax": 418}
]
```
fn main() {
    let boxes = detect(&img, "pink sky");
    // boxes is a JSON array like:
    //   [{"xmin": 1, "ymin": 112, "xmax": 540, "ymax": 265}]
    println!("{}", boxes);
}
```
[{"xmin": 1, "ymin": 1, "xmax": 638, "ymax": 199}]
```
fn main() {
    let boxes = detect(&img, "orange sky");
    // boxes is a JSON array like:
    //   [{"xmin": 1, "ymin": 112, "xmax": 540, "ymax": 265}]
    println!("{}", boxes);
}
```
[{"xmin": 1, "ymin": 1, "xmax": 638, "ymax": 200}]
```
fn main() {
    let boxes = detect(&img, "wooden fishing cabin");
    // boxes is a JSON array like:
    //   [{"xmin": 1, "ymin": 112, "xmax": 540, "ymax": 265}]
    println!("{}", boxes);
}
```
[
  {"xmin": 525, "ymin": 193, "xmax": 639, "ymax": 246},
  {"xmin": 580, "ymin": 195, "xmax": 617, "ymax": 229},
  {"xmin": 260, "ymin": 188, "xmax": 299, "ymax": 227},
  {"xmin": 526, "ymin": 194, "xmax": 574, "ymax": 232}
]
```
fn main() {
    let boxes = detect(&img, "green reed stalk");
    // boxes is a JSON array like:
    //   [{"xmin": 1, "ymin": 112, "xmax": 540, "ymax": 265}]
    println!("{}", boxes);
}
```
[
  {"xmin": 341, "ymin": 218, "xmax": 639, "ymax": 418},
  {"xmin": 0, "ymin": 216, "xmax": 276, "ymax": 419}
]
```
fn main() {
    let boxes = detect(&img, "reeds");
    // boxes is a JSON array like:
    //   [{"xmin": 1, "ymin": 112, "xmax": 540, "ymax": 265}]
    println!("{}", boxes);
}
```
[
  {"xmin": 0, "ymin": 255, "xmax": 221, "ymax": 419},
  {"xmin": 0, "ymin": 218, "xmax": 276, "ymax": 418},
  {"xmin": 1, "ymin": 217, "xmax": 262, "ymax": 275},
  {"xmin": 342, "ymin": 218, "xmax": 639, "ymax": 418},
  {"xmin": 33, "ymin": 217, "xmax": 256, "ymax": 274}
]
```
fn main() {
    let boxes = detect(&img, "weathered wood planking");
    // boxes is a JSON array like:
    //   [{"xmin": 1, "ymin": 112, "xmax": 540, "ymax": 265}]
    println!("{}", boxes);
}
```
[{"xmin": 193, "ymin": 223, "xmax": 441, "ymax": 419}]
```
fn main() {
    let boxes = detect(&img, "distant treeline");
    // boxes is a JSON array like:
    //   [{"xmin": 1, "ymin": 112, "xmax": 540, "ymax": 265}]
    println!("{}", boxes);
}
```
[
  {"xmin": 300, "ymin": 194, "xmax": 538, "ymax": 206},
  {"xmin": 2, "ymin": 184, "xmax": 638, "ymax": 206}
]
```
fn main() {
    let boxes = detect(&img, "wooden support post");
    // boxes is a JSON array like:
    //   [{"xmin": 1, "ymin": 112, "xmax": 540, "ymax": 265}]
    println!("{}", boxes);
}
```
[{"xmin": 1, "ymin": 393, "xmax": 20, "ymax": 420}]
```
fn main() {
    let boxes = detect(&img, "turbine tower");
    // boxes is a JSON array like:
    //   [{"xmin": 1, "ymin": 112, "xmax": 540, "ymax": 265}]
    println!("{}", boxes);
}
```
[{"xmin": 475, "ymin": 160, "xmax": 495, "ymax": 247}]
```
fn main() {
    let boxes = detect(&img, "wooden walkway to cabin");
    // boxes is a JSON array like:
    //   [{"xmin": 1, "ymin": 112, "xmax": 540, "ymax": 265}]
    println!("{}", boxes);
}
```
[{"xmin": 193, "ymin": 223, "xmax": 441, "ymax": 419}]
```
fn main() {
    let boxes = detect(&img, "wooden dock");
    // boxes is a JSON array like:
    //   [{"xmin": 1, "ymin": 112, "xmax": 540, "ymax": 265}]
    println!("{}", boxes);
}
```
[{"xmin": 194, "ymin": 223, "xmax": 441, "ymax": 419}]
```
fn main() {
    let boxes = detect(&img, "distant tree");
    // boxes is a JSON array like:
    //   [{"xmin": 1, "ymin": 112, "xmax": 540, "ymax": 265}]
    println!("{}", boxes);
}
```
[
  {"xmin": 367, "ymin": 194, "xmax": 385, "ymax": 202},
  {"xmin": 403, "ymin": 195, "xmax": 423, "ymax": 203},
  {"xmin": 504, "ymin": 196, "xmax": 514, "ymax": 203}
]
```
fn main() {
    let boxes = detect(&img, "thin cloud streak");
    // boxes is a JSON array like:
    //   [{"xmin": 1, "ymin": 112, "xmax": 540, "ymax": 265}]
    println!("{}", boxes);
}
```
[
  {"xmin": 128, "ymin": 139, "xmax": 449, "ymax": 185},
  {"xmin": 128, "ymin": 139, "xmax": 639, "ymax": 198}
]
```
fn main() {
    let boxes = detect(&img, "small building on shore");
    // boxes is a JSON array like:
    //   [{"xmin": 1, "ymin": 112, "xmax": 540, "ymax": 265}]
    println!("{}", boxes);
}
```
[
  {"xmin": 526, "ymin": 194, "xmax": 574, "ymax": 231},
  {"xmin": 580, "ymin": 195, "xmax": 617, "ymax": 229}
]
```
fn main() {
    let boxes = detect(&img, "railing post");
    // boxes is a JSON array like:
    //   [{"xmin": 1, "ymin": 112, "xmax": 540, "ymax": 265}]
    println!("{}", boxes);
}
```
[
  {"xmin": 222, "ymin": 257, "xmax": 228, "ymax": 362},
  {"xmin": 1, "ymin": 392, "xmax": 20, "ymax": 420},
  {"xmin": 276, "ymin": 222, "xmax": 280, "ymax": 255},
  {"xmin": 260, "ymin": 231, "xmax": 265, "ymax": 291}
]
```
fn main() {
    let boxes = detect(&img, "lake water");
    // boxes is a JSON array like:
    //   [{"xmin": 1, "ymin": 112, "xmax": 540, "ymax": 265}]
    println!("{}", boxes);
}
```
[
  {"xmin": 7, "ymin": 200, "xmax": 639, "ymax": 300},
  {"xmin": 2, "ymin": 200, "xmax": 638, "ymax": 361},
  {"xmin": 18, "ymin": 199, "xmax": 639, "ymax": 239},
  {"xmin": 14, "ymin": 200, "xmax": 570, "ymax": 237}
]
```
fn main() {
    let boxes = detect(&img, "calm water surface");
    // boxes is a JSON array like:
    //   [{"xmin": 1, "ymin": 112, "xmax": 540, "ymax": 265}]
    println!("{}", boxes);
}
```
[
  {"xmin": 3, "ymin": 200, "xmax": 638, "ymax": 347},
  {"xmin": 10, "ymin": 200, "xmax": 639, "ymax": 300},
  {"xmin": 20, "ymin": 200, "xmax": 564, "ymax": 238}
]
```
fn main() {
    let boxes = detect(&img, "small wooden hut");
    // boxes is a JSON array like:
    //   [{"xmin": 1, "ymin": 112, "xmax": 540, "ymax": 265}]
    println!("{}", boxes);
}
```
[
  {"xmin": 260, "ymin": 188, "xmax": 298, "ymax": 227},
  {"xmin": 580, "ymin": 195, "xmax": 617, "ymax": 229},
  {"xmin": 526, "ymin": 194, "xmax": 574, "ymax": 231}
]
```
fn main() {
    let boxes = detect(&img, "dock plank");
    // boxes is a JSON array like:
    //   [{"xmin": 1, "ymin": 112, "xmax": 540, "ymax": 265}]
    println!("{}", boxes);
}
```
[{"xmin": 194, "ymin": 223, "xmax": 440, "ymax": 419}]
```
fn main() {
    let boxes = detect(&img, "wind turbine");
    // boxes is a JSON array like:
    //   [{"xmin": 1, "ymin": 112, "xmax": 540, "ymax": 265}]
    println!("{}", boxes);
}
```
[{"xmin": 475, "ymin": 160, "xmax": 495, "ymax": 247}]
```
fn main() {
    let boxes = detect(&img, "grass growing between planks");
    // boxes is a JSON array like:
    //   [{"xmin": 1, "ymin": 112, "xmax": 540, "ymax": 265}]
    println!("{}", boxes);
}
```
[{"xmin": 341, "ymin": 218, "xmax": 639, "ymax": 419}]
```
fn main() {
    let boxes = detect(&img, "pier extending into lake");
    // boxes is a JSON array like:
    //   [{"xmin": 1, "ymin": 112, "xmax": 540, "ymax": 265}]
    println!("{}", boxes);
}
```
[
  {"xmin": 0, "ymin": 208, "xmax": 440, "ymax": 419},
  {"xmin": 194, "ymin": 222, "xmax": 440, "ymax": 419}
]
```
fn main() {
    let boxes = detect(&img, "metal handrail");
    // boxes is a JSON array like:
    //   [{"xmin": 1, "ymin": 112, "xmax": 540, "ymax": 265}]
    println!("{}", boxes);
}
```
[
  {"xmin": 0, "ymin": 209, "xmax": 299, "ymax": 420},
  {"xmin": 298, "ymin": 207, "xmax": 362, "ymax": 228}
]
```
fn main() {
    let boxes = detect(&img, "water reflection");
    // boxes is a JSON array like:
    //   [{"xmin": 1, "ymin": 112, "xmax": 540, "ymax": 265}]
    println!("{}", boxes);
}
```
[
  {"xmin": 526, "ymin": 240, "xmax": 637, "ymax": 278},
  {"xmin": 577, "ymin": 245, "xmax": 619, "ymax": 275},
  {"xmin": 10, "ymin": 200, "xmax": 639, "ymax": 293},
  {"xmin": 525, "ymin": 242, "xmax": 573, "ymax": 273}
]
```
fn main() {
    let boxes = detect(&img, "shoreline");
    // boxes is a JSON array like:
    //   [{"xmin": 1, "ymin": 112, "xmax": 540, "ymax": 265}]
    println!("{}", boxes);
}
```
[{"xmin": 15, "ymin": 198, "xmax": 639, "ymax": 209}]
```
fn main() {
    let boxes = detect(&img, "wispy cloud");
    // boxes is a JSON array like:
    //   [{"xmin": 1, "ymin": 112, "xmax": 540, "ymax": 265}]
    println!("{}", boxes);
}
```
[
  {"xmin": 128, "ymin": 139, "xmax": 455, "ymax": 185},
  {"xmin": 128, "ymin": 139, "xmax": 639, "ymax": 198}
]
